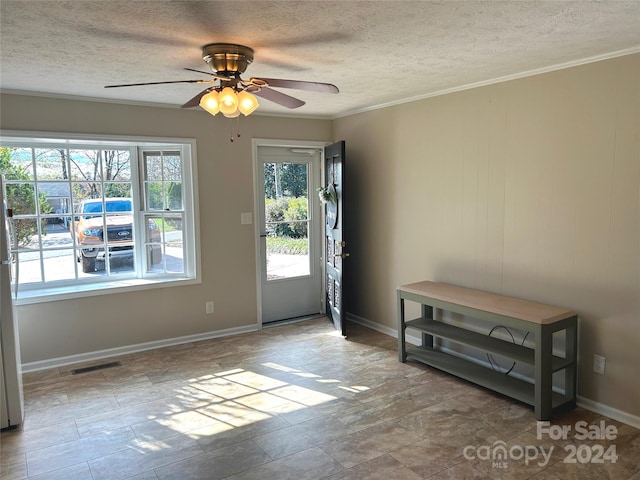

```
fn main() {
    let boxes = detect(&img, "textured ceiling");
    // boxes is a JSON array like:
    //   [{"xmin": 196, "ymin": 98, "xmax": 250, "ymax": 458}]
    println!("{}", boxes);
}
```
[{"xmin": 1, "ymin": 1, "xmax": 639, "ymax": 118}]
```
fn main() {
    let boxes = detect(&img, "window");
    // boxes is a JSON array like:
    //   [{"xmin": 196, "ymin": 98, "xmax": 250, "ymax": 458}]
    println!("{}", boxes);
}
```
[{"xmin": 0, "ymin": 133, "xmax": 199, "ymax": 302}]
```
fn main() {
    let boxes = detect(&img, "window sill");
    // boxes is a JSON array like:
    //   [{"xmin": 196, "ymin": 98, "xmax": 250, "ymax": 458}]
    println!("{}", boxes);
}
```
[{"xmin": 14, "ymin": 276, "xmax": 200, "ymax": 305}]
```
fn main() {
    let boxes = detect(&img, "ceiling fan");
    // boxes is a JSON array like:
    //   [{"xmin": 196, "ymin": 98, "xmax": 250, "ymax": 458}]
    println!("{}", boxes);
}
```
[{"xmin": 105, "ymin": 43, "xmax": 339, "ymax": 116}]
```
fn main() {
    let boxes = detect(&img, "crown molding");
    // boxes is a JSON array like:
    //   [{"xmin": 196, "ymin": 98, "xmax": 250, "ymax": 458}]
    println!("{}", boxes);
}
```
[{"xmin": 332, "ymin": 46, "xmax": 640, "ymax": 119}]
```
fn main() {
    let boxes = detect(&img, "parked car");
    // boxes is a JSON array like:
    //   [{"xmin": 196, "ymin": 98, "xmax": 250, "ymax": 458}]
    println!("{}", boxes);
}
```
[{"xmin": 73, "ymin": 198, "xmax": 161, "ymax": 273}]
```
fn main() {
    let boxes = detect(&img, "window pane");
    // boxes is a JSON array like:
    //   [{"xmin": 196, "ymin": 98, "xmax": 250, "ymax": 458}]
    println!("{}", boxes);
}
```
[
  {"xmin": 104, "ymin": 182, "xmax": 132, "ymax": 199},
  {"xmin": 167, "ymin": 182, "xmax": 182, "ymax": 210},
  {"xmin": 103, "ymin": 245, "xmax": 135, "ymax": 274},
  {"xmin": 145, "ymin": 214, "xmax": 183, "ymax": 273},
  {"xmin": 143, "ymin": 151, "xmax": 183, "ymax": 211},
  {"xmin": 35, "ymin": 149, "xmax": 69, "ymax": 180},
  {"xmin": 72, "ymin": 181, "xmax": 103, "ymax": 203},
  {"xmin": 145, "ymin": 182, "xmax": 164, "ymax": 210},
  {"xmin": 102, "ymin": 150, "xmax": 131, "ymax": 181},
  {"xmin": 69, "ymin": 149, "xmax": 102, "ymax": 182},
  {"xmin": 13, "ymin": 218, "xmax": 38, "ymax": 248},
  {"xmin": 164, "ymin": 152, "xmax": 182, "ymax": 181},
  {"xmin": 6, "ymin": 183, "xmax": 36, "ymax": 215},
  {"xmin": 166, "ymin": 244, "xmax": 183, "ymax": 274},
  {"xmin": 41, "ymin": 221, "xmax": 73, "ymax": 250},
  {"xmin": 16, "ymin": 249, "xmax": 42, "ymax": 284},
  {"xmin": 144, "ymin": 152, "xmax": 163, "ymax": 181},
  {"xmin": 42, "ymin": 249, "xmax": 77, "ymax": 282},
  {"xmin": 37, "ymin": 181, "xmax": 71, "ymax": 220},
  {"xmin": 145, "ymin": 216, "xmax": 163, "ymax": 272},
  {"xmin": 5, "ymin": 148, "xmax": 35, "ymax": 180}
]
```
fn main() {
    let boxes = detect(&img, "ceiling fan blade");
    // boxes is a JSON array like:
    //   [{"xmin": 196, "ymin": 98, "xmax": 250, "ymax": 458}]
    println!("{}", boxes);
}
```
[
  {"xmin": 181, "ymin": 87, "xmax": 214, "ymax": 109},
  {"xmin": 184, "ymin": 67, "xmax": 215, "ymax": 76},
  {"xmin": 253, "ymin": 87, "xmax": 305, "ymax": 109},
  {"xmin": 251, "ymin": 77, "xmax": 339, "ymax": 94},
  {"xmin": 184, "ymin": 68, "xmax": 231, "ymax": 81},
  {"xmin": 105, "ymin": 79, "xmax": 211, "ymax": 88}
]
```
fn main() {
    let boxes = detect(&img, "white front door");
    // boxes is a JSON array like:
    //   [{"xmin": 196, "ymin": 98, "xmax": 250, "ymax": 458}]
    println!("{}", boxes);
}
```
[{"xmin": 256, "ymin": 145, "xmax": 323, "ymax": 324}]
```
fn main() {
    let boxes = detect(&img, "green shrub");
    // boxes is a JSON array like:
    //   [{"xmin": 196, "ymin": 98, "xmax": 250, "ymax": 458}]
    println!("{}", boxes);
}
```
[
  {"xmin": 265, "ymin": 196, "xmax": 308, "ymax": 238},
  {"xmin": 284, "ymin": 197, "xmax": 308, "ymax": 238}
]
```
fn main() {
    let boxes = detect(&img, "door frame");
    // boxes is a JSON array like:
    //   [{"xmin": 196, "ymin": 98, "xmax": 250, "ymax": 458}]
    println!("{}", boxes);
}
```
[{"xmin": 252, "ymin": 138, "xmax": 331, "ymax": 329}]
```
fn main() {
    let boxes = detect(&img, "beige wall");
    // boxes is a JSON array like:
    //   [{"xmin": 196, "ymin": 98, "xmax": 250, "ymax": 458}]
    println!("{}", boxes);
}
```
[
  {"xmin": 334, "ymin": 54, "xmax": 640, "ymax": 417},
  {"xmin": 0, "ymin": 94, "xmax": 332, "ymax": 364}
]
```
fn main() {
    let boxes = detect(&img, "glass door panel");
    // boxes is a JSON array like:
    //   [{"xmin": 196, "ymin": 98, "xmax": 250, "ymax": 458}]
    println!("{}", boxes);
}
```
[{"xmin": 263, "ymin": 162, "xmax": 311, "ymax": 281}]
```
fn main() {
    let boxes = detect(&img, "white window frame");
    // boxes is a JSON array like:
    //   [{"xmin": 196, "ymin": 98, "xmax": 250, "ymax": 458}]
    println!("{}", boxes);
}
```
[{"xmin": 0, "ymin": 130, "xmax": 201, "ymax": 304}]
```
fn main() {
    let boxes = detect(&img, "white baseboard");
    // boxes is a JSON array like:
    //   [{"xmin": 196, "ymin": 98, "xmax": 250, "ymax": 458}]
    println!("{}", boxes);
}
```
[
  {"xmin": 347, "ymin": 312, "xmax": 399, "ymax": 337},
  {"xmin": 21, "ymin": 324, "xmax": 260, "ymax": 373},
  {"xmin": 346, "ymin": 313, "xmax": 640, "ymax": 429},
  {"xmin": 576, "ymin": 396, "xmax": 640, "ymax": 429}
]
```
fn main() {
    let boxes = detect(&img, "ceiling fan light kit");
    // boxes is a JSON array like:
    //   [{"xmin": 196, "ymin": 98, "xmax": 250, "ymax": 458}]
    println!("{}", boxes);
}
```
[
  {"xmin": 199, "ymin": 90, "xmax": 220, "ymax": 115},
  {"xmin": 237, "ymin": 90, "xmax": 260, "ymax": 115},
  {"xmin": 218, "ymin": 86, "xmax": 240, "ymax": 115}
]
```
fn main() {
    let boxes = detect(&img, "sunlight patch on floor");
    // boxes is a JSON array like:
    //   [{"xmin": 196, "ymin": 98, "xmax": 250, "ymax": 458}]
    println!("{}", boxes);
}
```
[
  {"xmin": 155, "ymin": 410, "xmax": 220, "ymax": 434},
  {"xmin": 155, "ymin": 363, "xmax": 371, "ymax": 442},
  {"xmin": 261, "ymin": 362, "xmax": 322, "ymax": 378},
  {"xmin": 339, "ymin": 385, "xmax": 370, "ymax": 393}
]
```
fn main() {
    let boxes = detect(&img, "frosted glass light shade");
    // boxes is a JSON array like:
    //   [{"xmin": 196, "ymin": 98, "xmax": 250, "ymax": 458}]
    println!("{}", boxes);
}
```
[
  {"xmin": 199, "ymin": 90, "xmax": 220, "ymax": 115},
  {"xmin": 237, "ymin": 90, "xmax": 259, "ymax": 115},
  {"xmin": 219, "ymin": 87, "xmax": 239, "ymax": 115},
  {"xmin": 223, "ymin": 109, "xmax": 242, "ymax": 118}
]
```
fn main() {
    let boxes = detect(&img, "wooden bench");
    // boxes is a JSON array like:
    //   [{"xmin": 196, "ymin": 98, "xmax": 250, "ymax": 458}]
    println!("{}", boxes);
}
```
[{"xmin": 398, "ymin": 281, "xmax": 578, "ymax": 420}]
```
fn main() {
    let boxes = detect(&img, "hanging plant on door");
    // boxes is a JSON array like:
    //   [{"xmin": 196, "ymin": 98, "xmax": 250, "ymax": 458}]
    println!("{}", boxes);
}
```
[{"xmin": 317, "ymin": 185, "xmax": 336, "ymax": 204}]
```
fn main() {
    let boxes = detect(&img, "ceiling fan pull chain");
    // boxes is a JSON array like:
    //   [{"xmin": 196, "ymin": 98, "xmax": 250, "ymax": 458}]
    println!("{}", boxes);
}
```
[{"xmin": 227, "ymin": 117, "xmax": 242, "ymax": 142}]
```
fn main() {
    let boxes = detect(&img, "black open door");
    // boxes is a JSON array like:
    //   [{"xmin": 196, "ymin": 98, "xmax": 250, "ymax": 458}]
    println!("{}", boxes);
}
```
[{"xmin": 324, "ymin": 141, "xmax": 347, "ymax": 337}]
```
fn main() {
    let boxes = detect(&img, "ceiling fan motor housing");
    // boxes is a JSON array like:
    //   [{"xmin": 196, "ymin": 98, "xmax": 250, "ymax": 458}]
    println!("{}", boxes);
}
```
[{"xmin": 202, "ymin": 43, "xmax": 254, "ymax": 76}]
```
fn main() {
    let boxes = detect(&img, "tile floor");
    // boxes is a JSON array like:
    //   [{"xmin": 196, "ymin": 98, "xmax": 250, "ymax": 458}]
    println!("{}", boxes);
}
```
[{"xmin": 1, "ymin": 318, "xmax": 638, "ymax": 480}]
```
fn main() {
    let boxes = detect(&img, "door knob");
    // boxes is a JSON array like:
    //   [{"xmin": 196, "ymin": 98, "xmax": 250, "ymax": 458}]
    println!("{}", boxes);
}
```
[{"xmin": 334, "ymin": 253, "xmax": 350, "ymax": 258}]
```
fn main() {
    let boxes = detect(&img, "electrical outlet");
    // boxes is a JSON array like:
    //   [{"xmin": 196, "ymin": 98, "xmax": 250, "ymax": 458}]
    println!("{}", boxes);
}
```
[
  {"xmin": 593, "ymin": 354, "xmax": 606, "ymax": 375},
  {"xmin": 205, "ymin": 301, "xmax": 214, "ymax": 314}
]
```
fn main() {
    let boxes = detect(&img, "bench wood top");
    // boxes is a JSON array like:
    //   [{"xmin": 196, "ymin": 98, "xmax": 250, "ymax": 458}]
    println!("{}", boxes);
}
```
[{"xmin": 398, "ymin": 281, "xmax": 576, "ymax": 324}]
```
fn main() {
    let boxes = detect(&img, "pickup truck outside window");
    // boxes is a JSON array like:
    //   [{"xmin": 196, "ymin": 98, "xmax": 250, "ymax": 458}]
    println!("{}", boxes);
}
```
[{"xmin": 74, "ymin": 198, "xmax": 162, "ymax": 273}]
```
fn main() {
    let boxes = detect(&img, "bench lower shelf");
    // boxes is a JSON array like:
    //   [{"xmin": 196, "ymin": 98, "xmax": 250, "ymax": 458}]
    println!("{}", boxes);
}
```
[
  {"xmin": 406, "ymin": 346, "xmax": 571, "ymax": 410},
  {"xmin": 405, "ymin": 318, "xmax": 572, "ymax": 371}
]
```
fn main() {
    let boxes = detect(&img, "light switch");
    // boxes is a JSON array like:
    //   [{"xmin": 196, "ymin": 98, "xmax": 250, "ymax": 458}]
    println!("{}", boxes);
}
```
[{"xmin": 241, "ymin": 212, "xmax": 253, "ymax": 225}]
